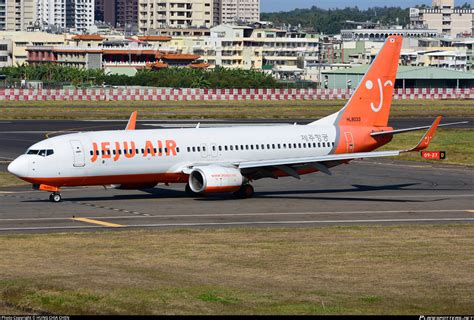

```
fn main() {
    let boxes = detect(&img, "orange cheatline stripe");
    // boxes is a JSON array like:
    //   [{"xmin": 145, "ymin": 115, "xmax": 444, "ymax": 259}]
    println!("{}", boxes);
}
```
[
  {"xmin": 72, "ymin": 217, "xmax": 125, "ymax": 228},
  {"xmin": 466, "ymin": 210, "xmax": 474, "ymax": 213}
]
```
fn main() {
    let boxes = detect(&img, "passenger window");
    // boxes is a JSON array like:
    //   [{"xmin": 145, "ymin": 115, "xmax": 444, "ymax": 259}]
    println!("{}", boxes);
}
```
[
  {"xmin": 288, "ymin": 144, "xmax": 292, "ymax": 149},
  {"xmin": 113, "ymin": 150, "xmax": 116, "ymax": 155},
  {"xmin": 90, "ymin": 150, "xmax": 93, "ymax": 156},
  {"xmin": 322, "ymin": 142, "xmax": 326, "ymax": 147},
  {"xmin": 313, "ymin": 143, "xmax": 317, "ymax": 148},
  {"xmin": 218, "ymin": 146, "xmax": 222, "ymax": 151},
  {"xmin": 96, "ymin": 150, "xmax": 100, "ymax": 155},
  {"xmin": 255, "ymin": 145, "xmax": 259, "ymax": 150},
  {"xmin": 283, "ymin": 144, "xmax": 286, "ymax": 148},
  {"xmin": 278, "ymin": 144, "xmax": 281, "ymax": 149},
  {"xmin": 164, "ymin": 148, "xmax": 168, "ymax": 153},
  {"xmin": 230, "ymin": 146, "xmax": 233, "ymax": 151},
  {"xmin": 332, "ymin": 142, "xmax": 335, "ymax": 147},
  {"xmin": 246, "ymin": 145, "xmax": 249, "ymax": 150},
  {"xmin": 187, "ymin": 147, "xmax": 190, "ymax": 152},
  {"xmin": 235, "ymin": 145, "xmax": 239, "ymax": 150},
  {"xmin": 318, "ymin": 143, "xmax": 321, "ymax": 148},
  {"xmin": 267, "ymin": 144, "xmax": 270, "ymax": 149},
  {"xmin": 261, "ymin": 144, "xmax": 264, "ymax": 149},
  {"xmin": 224, "ymin": 146, "xmax": 228, "ymax": 151},
  {"xmin": 240, "ymin": 145, "xmax": 244, "ymax": 150},
  {"xmin": 250, "ymin": 145, "xmax": 254, "ymax": 150},
  {"xmin": 272, "ymin": 144, "xmax": 275, "ymax": 149},
  {"xmin": 118, "ymin": 150, "xmax": 122, "ymax": 155},
  {"xmin": 212, "ymin": 146, "xmax": 216, "ymax": 151},
  {"xmin": 293, "ymin": 143, "xmax": 297, "ymax": 148},
  {"xmin": 192, "ymin": 147, "xmax": 196, "ymax": 152},
  {"xmin": 101, "ymin": 150, "xmax": 105, "ymax": 155},
  {"xmin": 298, "ymin": 143, "xmax": 302, "ymax": 148},
  {"xmin": 177, "ymin": 147, "xmax": 180, "ymax": 153}
]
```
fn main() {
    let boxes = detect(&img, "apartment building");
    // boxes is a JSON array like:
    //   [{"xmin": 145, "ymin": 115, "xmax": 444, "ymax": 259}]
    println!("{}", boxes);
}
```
[
  {"xmin": 0, "ymin": 38, "xmax": 12, "ymax": 66},
  {"xmin": 214, "ymin": 0, "xmax": 260, "ymax": 25},
  {"xmin": 36, "ymin": 0, "xmax": 94, "ymax": 32},
  {"xmin": 0, "ymin": 31, "xmax": 66, "ymax": 64},
  {"xmin": 410, "ymin": 0, "xmax": 474, "ymax": 37},
  {"xmin": 138, "ymin": 0, "xmax": 213, "ymax": 34},
  {"xmin": 175, "ymin": 24, "xmax": 319, "ymax": 77},
  {"xmin": 0, "ymin": 0, "xmax": 35, "ymax": 31}
]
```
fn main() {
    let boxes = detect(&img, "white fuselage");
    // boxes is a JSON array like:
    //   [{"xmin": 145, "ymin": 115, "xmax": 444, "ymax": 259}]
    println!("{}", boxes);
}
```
[{"xmin": 9, "ymin": 124, "xmax": 338, "ymax": 185}]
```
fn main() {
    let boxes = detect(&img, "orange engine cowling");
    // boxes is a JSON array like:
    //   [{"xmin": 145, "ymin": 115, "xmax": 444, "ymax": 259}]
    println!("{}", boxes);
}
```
[{"xmin": 189, "ymin": 166, "xmax": 243, "ymax": 194}]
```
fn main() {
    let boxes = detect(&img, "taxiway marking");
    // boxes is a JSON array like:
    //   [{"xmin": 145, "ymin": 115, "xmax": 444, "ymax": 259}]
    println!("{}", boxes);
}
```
[
  {"xmin": 0, "ymin": 209, "xmax": 471, "ymax": 222},
  {"xmin": 71, "ymin": 217, "xmax": 125, "ymax": 228},
  {"xmin": 0, "ymin": 217, "xmax": 474, "ymax": 232}
]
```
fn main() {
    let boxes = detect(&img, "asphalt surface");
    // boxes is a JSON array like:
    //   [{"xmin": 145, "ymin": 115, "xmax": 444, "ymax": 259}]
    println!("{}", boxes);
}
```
[
  {"xmin": 0, "ymin": 119, "xmax": 472, "ymax": 234},
  {"xmin": 0, "ymin": 159, "xmax": 472, "ymax": 234},
  {"xmin": 0, "ymin": 118, "xmax": 472, "ymax": 161}
]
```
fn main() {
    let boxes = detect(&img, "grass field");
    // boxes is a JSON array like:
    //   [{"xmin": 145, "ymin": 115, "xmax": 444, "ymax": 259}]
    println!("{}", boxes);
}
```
[
  {"xmin": 0, "ymin": 225, "xmax": 473, "ymax": 315},
  {"xmin": 1, "ymin": 100, "xmax": 473, "ymax": 120},
  {"xmin": 0, "ymin": 172, "xmax": 26, "ymax": 188}
]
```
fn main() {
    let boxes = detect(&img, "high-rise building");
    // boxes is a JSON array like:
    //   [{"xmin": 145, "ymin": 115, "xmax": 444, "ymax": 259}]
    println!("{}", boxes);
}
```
[
  {"xmin": 0, "ymin": 0, "xmax": 35, "ymax": 31},
  {"xmin": 138, "ymin": 0, "xmax": 213, "ymax": 34},
  {"xmin": 36, "ymin": 0, "xmax": 94, "ymax": 32},
  {"xmin": 116, "ymin": 0, "xmax": 137, "ymax": 29},
  {"xmin": 214, "ymin": 0, "xmax": 260, "ymax": 25},
  {"xmin": 410, "ymin": 0, "xmax": 473, "ymax": 37},
  {"xmin": 95, "ymin": 0, "xmax": 137, "ymax": 29}
]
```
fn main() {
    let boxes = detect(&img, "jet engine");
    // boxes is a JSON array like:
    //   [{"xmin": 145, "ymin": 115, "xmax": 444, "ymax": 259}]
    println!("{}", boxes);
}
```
[{"xmin": 189, "ymin": 166, "xmax": 243, "ymax": 194}]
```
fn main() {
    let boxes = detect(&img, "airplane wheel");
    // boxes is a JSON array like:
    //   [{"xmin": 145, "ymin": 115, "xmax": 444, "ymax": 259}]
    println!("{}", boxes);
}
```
[
  {"xmin": 234, "ymin": 184, "xmax": 254, "ymax": 199},
  {"xmin": 185, "ymin": 184, "xmax": 200, "ymax": 197},
  {"xmin": 49, "ymin": 192, "xmax": 62, "ymax": 203}
]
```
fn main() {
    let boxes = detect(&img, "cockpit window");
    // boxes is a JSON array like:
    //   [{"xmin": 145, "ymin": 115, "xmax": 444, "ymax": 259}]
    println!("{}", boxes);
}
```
[{"xmin": 26, "ymin": 149, "xmax": 54, "ymax": 157}]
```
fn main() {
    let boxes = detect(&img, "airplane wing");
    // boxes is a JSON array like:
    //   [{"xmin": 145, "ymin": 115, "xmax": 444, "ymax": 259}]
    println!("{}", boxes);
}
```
[
  {"xmin": 126, "ymin": 111, "xmax": 138, "ymax": 130},
  {"xmin": 181, "ymin": 117, "xmax": 442, "ymax": 179},
  {"xmin": 231, "ymin": 116, "xmax": 442, "ymax": 178}
]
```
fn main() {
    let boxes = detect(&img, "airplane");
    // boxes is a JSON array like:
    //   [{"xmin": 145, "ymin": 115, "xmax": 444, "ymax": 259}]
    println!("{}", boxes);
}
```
[{"xmin": 7, "ymin": 35, "xmax": 467, "ymax": 203}]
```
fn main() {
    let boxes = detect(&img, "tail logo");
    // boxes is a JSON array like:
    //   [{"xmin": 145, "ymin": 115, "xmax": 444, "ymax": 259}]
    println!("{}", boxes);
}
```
[{"xmin": 365, "ymin": 78, "xmax": 394, "ymax": 113}]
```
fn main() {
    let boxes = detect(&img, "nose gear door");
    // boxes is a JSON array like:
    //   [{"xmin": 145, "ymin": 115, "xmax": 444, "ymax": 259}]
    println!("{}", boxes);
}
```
[{"xmin": 70, "ymin": 140, "xmax": 85, "ymax": 167}]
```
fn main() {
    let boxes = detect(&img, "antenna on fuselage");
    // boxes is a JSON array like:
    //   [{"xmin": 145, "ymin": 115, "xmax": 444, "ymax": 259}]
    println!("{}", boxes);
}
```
[{"xmin": 196, "ymin": 122, "xmax": 201, "ymax": 128}]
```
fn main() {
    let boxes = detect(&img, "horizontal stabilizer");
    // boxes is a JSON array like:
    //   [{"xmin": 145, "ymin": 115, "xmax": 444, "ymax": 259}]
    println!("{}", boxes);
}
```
[{"xmin": 371, "ymin": 120, "xmax": 468, "ymax": 137}]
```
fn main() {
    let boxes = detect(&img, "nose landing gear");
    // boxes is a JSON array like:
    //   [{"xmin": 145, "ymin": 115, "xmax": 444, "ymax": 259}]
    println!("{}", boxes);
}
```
[{"xmin": 49, "ymin": 192, "xmax": 62, "ymax": 203}]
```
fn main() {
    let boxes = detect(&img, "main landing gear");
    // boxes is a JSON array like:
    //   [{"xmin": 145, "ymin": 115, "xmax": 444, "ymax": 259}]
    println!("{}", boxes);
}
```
[
  {"xmin": 234, "ymin": 184, "xmax": 254, "ymax": 199},
  {"xmin": 49, "ymin": 192, "xmax": 62, "ymax": 203}
]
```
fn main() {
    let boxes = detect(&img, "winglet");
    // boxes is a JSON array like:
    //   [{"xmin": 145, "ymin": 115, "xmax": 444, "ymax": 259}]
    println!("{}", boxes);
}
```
[
  {"xmin": 405, "ymin": 116, "xmax": 442, "ymax": 152},
  {"xmin": 126, "ymin": 111, "xmax": 137, "ymax": 130}
]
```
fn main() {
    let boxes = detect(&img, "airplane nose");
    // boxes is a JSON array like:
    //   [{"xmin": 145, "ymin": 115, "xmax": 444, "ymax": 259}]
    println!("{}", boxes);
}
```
[{"xmin": 8, "ymin": 156, "xmax": 28, "ymax": 177}]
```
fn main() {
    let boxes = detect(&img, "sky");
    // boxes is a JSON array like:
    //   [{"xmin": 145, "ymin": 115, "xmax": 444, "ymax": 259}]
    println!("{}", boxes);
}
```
[{"xmin": 261, "ymin": 0, "xmax": 433, "ymax": 12}]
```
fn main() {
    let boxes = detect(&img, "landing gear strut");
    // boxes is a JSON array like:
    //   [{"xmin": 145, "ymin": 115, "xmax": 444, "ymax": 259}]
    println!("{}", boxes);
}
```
[
  {"xmin": 49, "ymin": 192, "xmax": 62, "ymax": 203},
  {"xmin": 234, "ymin": 184, "xmax": 254, "ymax": 199}
]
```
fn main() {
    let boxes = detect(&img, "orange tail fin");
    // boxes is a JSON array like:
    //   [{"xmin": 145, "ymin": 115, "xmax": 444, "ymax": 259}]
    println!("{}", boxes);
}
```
[{"xmin": 338, "ymin": 35, "xmax": 402, "ymax": 127}]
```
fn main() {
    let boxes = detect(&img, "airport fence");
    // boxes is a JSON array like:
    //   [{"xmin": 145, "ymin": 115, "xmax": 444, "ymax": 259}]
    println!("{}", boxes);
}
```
[{"xmin": 1, "ymin": 87, "xmax": 473, "ymax": 102}]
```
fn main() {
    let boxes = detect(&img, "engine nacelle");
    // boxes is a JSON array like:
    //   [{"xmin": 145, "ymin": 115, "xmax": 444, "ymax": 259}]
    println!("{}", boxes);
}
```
[{"xmin": 189, "ymin": 166, "xmax": 243, "ymax": 194}]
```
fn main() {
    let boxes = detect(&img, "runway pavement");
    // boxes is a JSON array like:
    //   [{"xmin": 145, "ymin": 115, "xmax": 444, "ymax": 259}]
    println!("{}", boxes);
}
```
[
  {"xmin": 0, "ymin": 118, "xmax": 472, "ymax": 161},
  {"xmin": 0, "ymin": 159, "xmax": 472, "ymax": 234}
]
